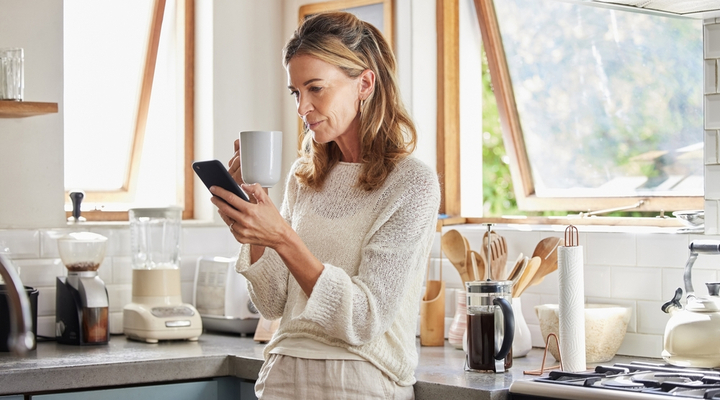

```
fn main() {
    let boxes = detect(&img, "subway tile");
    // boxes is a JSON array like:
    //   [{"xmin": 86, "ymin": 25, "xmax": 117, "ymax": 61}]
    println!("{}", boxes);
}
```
[
  {"xmin": 662, "ymin": 267, "xmax": 717, "ymax": 300},
  {"xmin": 107, "ymin": 284, "xmax": 132, "ymax": 312},
  {"xmin": 97, "ymin": 258, "xmax": 112, "ymax": 284},
  {"xmin": 707, "ymin": 130, "xmax": 719, "ymax": 164},
  {"xmin": 617, "ymin": 332, "xmax": 663, "ymax": 358},
  {"xmin": 528, "ymin": 323, "xmax": 545, "ymax": 349},
  {"xmin": 106, "ymin": 228, "xmax": 131, "ymax": 257},
  {"xmin": 524, "ymin": 267, "xmax": 559, "ymax": 296},
  {"xmin": 180, "ymin": 254, "xmax": 203, "ymax": 283},
  {"xmin": 109, "ymin": 311, "xmax": 124, "ymax": 335},
  {"xmin": 519, "ymin": 293, "xmax": 541, "ymax": 325},
  {"xmin": 611, "ymin": 266, "xmax": 662, "ymax": 301},
  {"xmin": 706, "ymin": 165, "xmax": 720, "ymax": 199},
  {"xmin": 430, "ymin": 232, "xmax": 441, "ymax": 258},
  {"xmin": 14, "ymin": 258, "xmax": 66, "ymax": 288},
  {"xmin": 706, "ymin": 200, "xmax": 719, "ymax": 235},
  {"xmin": 39, "ymin": 229, "xmax": 70, "ymax": 258},
  {"xmin": 0, "ymin": 230, "xmax": 40, "ymax": 258},
  {"xmin": 586, "ymin": 297, "xmax": 637, "ymax": 334},
  {"xmin": 181, "ymin": 281, "xmax": 194, "ymax": 304},
  {"xmin": 182, "ymin": 226, "xmax": 238, "ymax": 257},
  {"xmin": 445, "ymin": 288, "xmax": 457, "ymax": 319},
  {"xmin": 637, "ymin": 234, "xmax": 689, "ymax": 268},
  {"xmin": 707, "ymin": 60, "xmax": 718, "ymax": 94},
  {"xmin": 584, "ymin": 265, "xmax": 612, "ymax": 298},
  {"xmin": 112, "ymin": 256, "xmax": 133, "ymax": 285},
  {"xmin": 36, "ymin": 286, "xmax": 56, "ymax": 317},
  {"xmin": 636, "ymin": 300, "xmax": 670, "ymax": 336},
  {"xmin": 706, "ymin": 94, "xmax": 720, "ymax": 129},
  {"xmin": 586, "ymin": 233, "xmax": 635, "ymax": 266},
  {"xmin": 36, "ymin": 315, "xmax": 55, "ymax": 339},
  {"xmin": 706, "ymin": 24, "xmax": 720, "ymax": 58}
]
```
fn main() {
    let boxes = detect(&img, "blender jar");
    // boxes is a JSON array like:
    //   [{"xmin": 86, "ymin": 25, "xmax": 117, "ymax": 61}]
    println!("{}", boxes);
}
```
[{"xmin": 129, "ymin": 207, "xmax": 182, "ymax": 270}]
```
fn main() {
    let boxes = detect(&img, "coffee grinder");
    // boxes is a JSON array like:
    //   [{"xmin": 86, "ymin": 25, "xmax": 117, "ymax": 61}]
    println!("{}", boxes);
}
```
[
  {"xmin": 55, "ymin": 232, "xmax": 110, "ymax": 345},
  {"xmin": 123, "ymin": 207, "xmax": 202, "ymax": 343}
]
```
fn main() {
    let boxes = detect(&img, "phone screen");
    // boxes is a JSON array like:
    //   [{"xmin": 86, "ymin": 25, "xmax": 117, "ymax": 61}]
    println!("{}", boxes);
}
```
[{"xmin": 192, "ymin": 160, "xmax": 250, "ymax": 203}]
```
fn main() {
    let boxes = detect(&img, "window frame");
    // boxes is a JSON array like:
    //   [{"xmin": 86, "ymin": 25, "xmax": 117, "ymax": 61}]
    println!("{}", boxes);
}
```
[
  {"xmin": 437, "ymin": 0, "xmax": 704, "ymax": 221},
  {"xmin": 64, "ymin": 0, "xmax": 195, "ymax": 221}
]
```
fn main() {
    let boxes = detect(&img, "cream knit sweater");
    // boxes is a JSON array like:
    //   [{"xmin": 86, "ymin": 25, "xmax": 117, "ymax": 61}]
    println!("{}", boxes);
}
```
[{"xmin": 235, "ymin": 156, "xmax": 440, "ymax": 386}]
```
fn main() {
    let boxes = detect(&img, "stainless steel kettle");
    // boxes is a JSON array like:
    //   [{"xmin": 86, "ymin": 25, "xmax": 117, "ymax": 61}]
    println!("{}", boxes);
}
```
[{"xmin": 662, "ymin": 240, "xmax": 720, "ymax": 367}]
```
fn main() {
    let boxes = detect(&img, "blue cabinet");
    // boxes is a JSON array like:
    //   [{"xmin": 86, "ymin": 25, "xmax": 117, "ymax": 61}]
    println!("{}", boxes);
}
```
[{"xmin": 29, "ymin": 378, "xmax": 257, "ymax": 400}]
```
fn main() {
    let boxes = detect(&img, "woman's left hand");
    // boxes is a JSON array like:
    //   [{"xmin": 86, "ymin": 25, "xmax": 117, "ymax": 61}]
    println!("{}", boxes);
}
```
[{"xmin": 210, "ymin": 183, "xmax": 288, "ymax": 250}]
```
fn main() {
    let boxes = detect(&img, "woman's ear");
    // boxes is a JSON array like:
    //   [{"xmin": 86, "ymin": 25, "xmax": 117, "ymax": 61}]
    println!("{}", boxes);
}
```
[{"xmin": 358, "ymin": 69, "xmax": 375, "ymax": 100}]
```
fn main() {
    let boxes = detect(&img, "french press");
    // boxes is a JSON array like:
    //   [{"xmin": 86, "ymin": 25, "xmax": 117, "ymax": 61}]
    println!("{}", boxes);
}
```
[
  {"xmin": 465, "ymin": 224, "xmax": 514, "ymax": 373},
  {"xmin": 465, "ymin": 280, "xmax": 514, "ymax": 372}
]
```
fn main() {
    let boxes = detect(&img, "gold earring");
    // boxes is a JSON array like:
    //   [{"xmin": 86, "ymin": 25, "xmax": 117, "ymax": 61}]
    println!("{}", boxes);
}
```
[{"xmin": 360, "ymin": 98, "xmax": 365, "ymax": 112}]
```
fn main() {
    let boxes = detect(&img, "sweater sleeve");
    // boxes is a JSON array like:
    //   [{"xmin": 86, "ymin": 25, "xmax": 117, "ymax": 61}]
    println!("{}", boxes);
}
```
[
  {"xmin": 234, "ymin": 164, "xmax": 299, "ymax": 320},
  {"xmin": 296, "ymin": 163, "xmax": 440, "ymax": 345}
]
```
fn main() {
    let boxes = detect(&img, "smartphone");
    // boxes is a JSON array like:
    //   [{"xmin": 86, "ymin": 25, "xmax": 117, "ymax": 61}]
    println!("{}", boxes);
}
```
[{"xmin": 192, "ymin": 159, "xmax": 250, "ymax": 203}]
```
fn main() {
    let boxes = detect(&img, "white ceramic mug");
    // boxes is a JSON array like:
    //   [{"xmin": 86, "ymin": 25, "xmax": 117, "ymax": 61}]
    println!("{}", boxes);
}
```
[{"xmin": 239, "ymin": 130, "xmax": 283, "ymax": 187}]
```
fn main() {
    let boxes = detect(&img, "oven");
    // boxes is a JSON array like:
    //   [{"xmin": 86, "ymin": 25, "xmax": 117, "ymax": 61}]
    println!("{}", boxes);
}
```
[{"xmin": 508, "ymin": 361, "xmax": 720, "ymax": 399}]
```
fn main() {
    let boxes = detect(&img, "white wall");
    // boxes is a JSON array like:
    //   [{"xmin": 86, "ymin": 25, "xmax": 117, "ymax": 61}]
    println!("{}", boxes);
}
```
[{"xmin": 0, "ymin": 0, "xmax": 65, "ymax": 229}]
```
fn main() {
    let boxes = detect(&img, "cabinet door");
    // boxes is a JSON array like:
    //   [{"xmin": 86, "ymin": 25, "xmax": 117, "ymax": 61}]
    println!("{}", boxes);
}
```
[
  {"xmin": 0, "ymin": 396, "xmax": 23, "ymax": 400},
  {"xmin": 31, "ymin": 380, "xmax": 217, "ymax": 400}
]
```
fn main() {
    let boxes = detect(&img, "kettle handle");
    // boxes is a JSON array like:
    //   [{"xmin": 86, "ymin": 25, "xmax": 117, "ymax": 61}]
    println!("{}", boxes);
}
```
[{"xmin": 493, "ymin": 297, "xmax": 514, "ymax": 360}]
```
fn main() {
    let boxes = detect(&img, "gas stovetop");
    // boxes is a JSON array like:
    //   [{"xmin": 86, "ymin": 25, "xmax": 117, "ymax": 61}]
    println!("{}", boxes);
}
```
[{"xmin": 509, "ymin": 361, "xmax": 720, "ymax": 400}]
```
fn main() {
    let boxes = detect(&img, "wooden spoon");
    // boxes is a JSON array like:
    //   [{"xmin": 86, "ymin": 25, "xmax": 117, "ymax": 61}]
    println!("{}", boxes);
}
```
[
  {"xmin": 465, "ymin": 250, "xmax": 486, "ymax": 282},
  {"xmin": 528, "ymin": 237, "xmax": 563, "ymax": 287},
  {"xmin": 513, "ymin": 256, "xmax": 541, "ymax": 297},
  {"xmin": 506, "ymin": 253, "xmax": 524, "ymax": 281},
  {"xmin": 441, "ymin": 230, "xmax": 470, "ymax": 284}
]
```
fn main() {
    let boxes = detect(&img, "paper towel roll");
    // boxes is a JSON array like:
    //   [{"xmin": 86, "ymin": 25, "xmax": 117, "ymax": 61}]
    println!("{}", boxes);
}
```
[{"xmin": 557, "ymin": 245, "xmax": 585, "ymax": 372}]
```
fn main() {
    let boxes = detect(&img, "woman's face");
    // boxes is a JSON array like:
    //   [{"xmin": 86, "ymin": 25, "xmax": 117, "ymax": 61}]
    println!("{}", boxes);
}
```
[{"xmin": 287, "ymin": 55, "xmax": 362, "ymax": 145}]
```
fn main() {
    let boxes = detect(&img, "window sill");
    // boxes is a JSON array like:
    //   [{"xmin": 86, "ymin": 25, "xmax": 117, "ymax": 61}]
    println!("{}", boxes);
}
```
[
  {"xmin": 0, "ymin": 101, "xmax": 58, "ymax": 118},
  {"xmin": 438, "ymin": 215, "xmax": 700, "ymax": 235}
]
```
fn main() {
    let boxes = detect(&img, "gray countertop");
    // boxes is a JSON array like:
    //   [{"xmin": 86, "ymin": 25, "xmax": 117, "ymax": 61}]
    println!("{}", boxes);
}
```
[{"xmin": 0, "ymin": 333, "xmax": 651, "ymax": 399}]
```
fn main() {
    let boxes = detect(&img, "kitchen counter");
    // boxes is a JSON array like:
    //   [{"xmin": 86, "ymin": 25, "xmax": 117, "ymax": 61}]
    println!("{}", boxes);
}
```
[{"xmin": 0, "ymin": 333, "xmax": 650, "ymax": 399}]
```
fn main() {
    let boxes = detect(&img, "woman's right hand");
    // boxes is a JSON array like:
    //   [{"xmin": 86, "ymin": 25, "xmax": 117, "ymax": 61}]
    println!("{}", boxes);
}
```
[{"xmin": 228, "ymin": 139, "xmax": 244, "ymax": 186}]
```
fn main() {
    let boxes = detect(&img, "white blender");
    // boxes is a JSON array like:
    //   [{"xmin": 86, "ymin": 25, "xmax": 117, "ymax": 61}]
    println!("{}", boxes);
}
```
[{"xmin": 123, "ymin": 207, "xmax": 202, "ymax": 343}]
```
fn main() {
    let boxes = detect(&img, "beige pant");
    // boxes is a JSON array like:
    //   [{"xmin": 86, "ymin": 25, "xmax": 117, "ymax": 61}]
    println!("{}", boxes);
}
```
[{"xmin": 255, "ymin": 354, "xmax": 415, "ymax": 400}]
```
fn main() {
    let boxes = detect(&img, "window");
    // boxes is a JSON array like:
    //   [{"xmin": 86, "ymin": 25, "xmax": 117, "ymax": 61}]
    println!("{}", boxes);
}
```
[
  {"xmin": 63, "ymin": 0, "xmax": 194, "ymax": 220},
  {"xmin": 442, "ymin": 0, "xmax": 705, "ymax": 219}
]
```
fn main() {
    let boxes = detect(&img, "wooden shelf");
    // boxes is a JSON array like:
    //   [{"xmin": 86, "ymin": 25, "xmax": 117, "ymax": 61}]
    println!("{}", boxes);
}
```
[{"xmin": 0, "ymin": 101, "xmax": 58, "ymax": 118}]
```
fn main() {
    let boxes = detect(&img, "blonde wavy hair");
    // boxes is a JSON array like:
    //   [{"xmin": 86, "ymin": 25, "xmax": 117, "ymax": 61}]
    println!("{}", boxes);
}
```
[{"xmin": 283, "ymin": 11, "xmax": 417, "ymax": 191}]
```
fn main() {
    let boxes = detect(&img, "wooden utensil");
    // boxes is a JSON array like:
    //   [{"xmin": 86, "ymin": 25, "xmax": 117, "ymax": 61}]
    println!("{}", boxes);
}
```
[
  {"xmin": 528, "ymin": 237, "xmax": 563, "ymax": 287},
  {"xmin": 466, "ymin": 250, "xmax": 486, "ymax": 282},
  {"xmin": 420, "ymin": 259, "xmax": 445, "ymax": 346},
  {"xmin": 506, "ymin": 253, "xmax": 524, "ymax": 281},
  {"xmin": 510, "ymin": 257, "xmax": 529, "ymax": 286},
  {"xmin": 441, "ymin": 230, "xmax": 470, "ymax": 284},
  {"xmin": 484, "ymin": 232, "xmax": 508, "ymax": 280},
  {"xmin": 513, "ymin": 256, "xmax": 541, "ymax": 297}
]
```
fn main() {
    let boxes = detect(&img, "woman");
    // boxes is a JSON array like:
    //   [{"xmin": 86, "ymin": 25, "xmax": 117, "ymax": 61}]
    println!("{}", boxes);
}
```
[{"xmin": 210, "ymin": 11, "xmax": 440, "ymax": 399}]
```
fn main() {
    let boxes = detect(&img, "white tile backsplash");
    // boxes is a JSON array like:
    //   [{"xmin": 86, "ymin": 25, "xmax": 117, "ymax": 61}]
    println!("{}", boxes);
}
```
[
  {"xmin": 706, "ymin": 94, "xmax": 720, "ymax": 129},
  {"xmin": 706, "ymin": 60, "xmax": 717, "ymax": 94},
  {"xmin": 3, "ymin": 222, "xmax": 720, "ymax": 360},
  {"xmin": 706, "ymin": 165, "xmax": 720, "ymax": 200},
  {"xmin": 706, "ymin": 24, "xmax": 720, "ymax": 58},
  {"xmin": 706, "ymin": 130, "xmax": 719, "ymax": 164},
  {"xmin": 637, "ymin": 234, "xmax": 688, "ymax": 268},
  {"xmin": 435, "ymin": 225, "xmax": 720, "ymax": 359},
  {"xmin": 586, "ymin": 233, "xmax": 636, "ymax": 266},
  {"xmin": 611, "ymin": 266, "xmax": 663, "ymax": 301}
]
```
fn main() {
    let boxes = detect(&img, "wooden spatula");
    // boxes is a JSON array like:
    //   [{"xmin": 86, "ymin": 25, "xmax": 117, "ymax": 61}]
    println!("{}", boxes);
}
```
[{"xmin": 528, "ymin": 237, "xmax": 563, "ymax": 287}]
